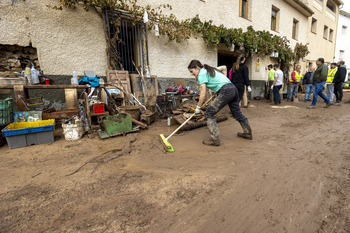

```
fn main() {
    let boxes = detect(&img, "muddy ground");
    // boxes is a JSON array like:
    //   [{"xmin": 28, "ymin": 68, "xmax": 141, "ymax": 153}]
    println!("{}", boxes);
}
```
[{"xmin": 1, "ymin": 92, "xmax": 350, "ymax": 233}]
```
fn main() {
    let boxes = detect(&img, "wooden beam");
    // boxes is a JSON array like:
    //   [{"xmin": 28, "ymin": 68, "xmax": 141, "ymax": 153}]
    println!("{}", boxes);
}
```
[
  {"xmin": 65, "ymin": 88, "xmax": 78, "ymax": 109},
  {"xmin": 42, "ymin": 109, "xmax": 80, "ymax": 120},
  {"xmin": 0, "ymin": 85, "xmax": 88, "ymax": 89},
  {"xmin": 13, "ymin": 85, "xmax": 28, "ymax": 111}
]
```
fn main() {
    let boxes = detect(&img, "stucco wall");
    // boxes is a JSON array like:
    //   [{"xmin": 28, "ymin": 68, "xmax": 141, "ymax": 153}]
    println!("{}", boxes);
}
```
[
  {"xmin": 0, "ymin": 0, "xmax": 108, "ymax": 76},
  {"xmin": 144, "ymin": 0, "xmax": 309, "ymax": 81},
  {"xmin": 306, "ymin": 0, "xmax": 339, "ymax": 64}
]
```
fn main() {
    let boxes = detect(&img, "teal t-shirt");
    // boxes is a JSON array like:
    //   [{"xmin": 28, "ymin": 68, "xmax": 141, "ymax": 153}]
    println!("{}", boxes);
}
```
[{"xmin": 197, "ymin": 68, "xmax": 231, "ymax": 92}]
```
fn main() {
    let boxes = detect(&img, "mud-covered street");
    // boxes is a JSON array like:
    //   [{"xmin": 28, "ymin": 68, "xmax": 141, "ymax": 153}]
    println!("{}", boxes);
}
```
[{"xmin": 1, "ymin": 93, "xmax": 350, "ymax": 233}]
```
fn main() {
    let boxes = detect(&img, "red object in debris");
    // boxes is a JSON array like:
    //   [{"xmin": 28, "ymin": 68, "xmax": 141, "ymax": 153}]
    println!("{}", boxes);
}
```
[
  {"xmin": 45, "ymin": 78, "xmax": 50, "ymax": 85},
  {"xmin": 93, "ymin": 104, "xmax": 105, "ymax": 114}
]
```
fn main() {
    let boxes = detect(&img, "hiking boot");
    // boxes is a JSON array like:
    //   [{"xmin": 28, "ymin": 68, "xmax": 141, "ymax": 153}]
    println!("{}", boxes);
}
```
[
  {"xmin": 202, "ymin": 137, "xmax": 220, "ymax": 146},
  {"xmin": 324, "ymin": 103, "xmax": 332, "ymax": 108},
  {"xmin": 237, "ymin": 120, "xmax": 253, "ymax": 140},
  {"xmin": 334, "ymin": 102, "xmax": 342, "ymax": 106},
  {"xmin": 307, "ymin": 105, "xmax": 316, "ymax": 109}
]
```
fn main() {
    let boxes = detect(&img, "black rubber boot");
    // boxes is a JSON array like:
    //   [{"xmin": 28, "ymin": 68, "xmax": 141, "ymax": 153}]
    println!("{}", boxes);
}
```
[{"xmin": 237, "ymin": 120, "xmax": 253, "ymax": 140}]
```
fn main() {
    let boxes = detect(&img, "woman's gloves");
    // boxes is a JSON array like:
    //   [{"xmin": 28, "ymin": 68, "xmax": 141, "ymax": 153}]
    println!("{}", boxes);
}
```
[{"xmin": 195, "ymin": 105, "xmax": 201, "ymax": 114}]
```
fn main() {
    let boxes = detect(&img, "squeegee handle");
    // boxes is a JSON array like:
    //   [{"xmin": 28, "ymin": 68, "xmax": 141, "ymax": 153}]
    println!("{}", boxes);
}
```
[
  {"xmin": 166, "ymin": 113, "xmax": 196, "ymax": 140},
  {"xmin": 165, "ymin": 93, "xmax": 216, "ymax": 141}
]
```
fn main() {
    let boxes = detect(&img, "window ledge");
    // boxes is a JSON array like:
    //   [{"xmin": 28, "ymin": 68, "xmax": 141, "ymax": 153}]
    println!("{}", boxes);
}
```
[
  {"xmin": 311, "ymin": 31, "xmax": 317, "ymax": 35},
  {"xmin": 240, "ymin": 16, "xmax": 252, "ymax": 22}
]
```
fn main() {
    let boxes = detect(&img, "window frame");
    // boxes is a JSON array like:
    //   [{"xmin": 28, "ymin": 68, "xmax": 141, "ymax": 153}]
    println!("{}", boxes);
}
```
[
  {"xmin": 329, "ymin": 28, "xmax": 334, "ymax": 42},
  {"xmin": 323, "ymin": 25, "xmax": 328, "ymax": 39},
  {"xmin": 292, "ymin": 19, "xmax": 299, "ymax": 40},
  {"xmin": 311, "ymin": 18, "xmax": 317, "ymax": 34},
  {"xmin": 239, "ymin": 0, "xmax": 249, "ymax": 20},
  {"xmin": 271, "ymin": 6, "xmax": 280, "ymax": 32}
]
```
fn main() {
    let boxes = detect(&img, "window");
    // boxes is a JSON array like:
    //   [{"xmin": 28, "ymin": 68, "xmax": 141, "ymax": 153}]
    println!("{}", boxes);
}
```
[
  {"xmin": 329, "ymin": 29, "xmax": 334, "ymax": 41},
  {"xmin": 326, "ymin": 0, "xmax": 335, "ymax": 12},
  {"xmin": 240, "ymin": 0, "xmax": 248, "ymax": 19},
  {"xmin": 271, "ymin": 6, "xmax": 279, "ymax": 32},
  {"xmin": 342, "ymin": 25, "xmax": 347, "ymax": 35},
  {"xmin": 292, "ymin": 19, "xmax": 299, "ymax": 40},
  {"xmin": 339, "ymin": 50, "xmax": 344, "ymax": 59},
  {"xmin": 323, "ymin": 25, "xmax": 328, "ymax": 39},
  {"xmin": 311, "ymin": 18, "xmax": 317, "ymax": 33},
  {"xmin": 106, "ymin": 11, "xmax": 148, "ymax": 73}
]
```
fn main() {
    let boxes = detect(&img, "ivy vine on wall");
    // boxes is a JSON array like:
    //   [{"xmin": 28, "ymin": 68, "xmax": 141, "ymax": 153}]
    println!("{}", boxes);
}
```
[{"xmin": 47, "ymin": 0, "xmax": 310, "ymax": 67}]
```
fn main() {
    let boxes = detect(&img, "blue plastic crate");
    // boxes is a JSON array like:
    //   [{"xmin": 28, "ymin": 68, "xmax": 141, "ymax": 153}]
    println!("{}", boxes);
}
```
[
  {"xmin": 2, "ymin": 120, "xmax": 55, "ymax": 149},
  {"xmin": 2, "ymin": 120, "xmax": 55, "ymax": 137}
]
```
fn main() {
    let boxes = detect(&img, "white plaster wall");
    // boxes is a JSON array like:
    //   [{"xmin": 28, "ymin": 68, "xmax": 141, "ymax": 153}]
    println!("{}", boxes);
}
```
[
  {"xmin": 306, "ymin": 0, "xmax": 339, "ymax": 64},
  {"xmin": 334, "ymin": 11, "xmax": 350, "ymax": 81},
  {"xmin": 0, "ymin": 0, "xmax": 108, "ymax": 76},
  {"xmin": 144, "ymin": 0, "xmax": 309, "ymax": 80}
]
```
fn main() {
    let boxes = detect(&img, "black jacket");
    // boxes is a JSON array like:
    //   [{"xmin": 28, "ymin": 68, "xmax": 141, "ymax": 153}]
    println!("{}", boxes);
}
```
[
  {"xmin": 303, "ymin": 72, "xmax": 313, "ymax": 85},
  {"xmin": 333, "ymin": 65, "xmax": 347, "ymax": 84},
  {"xmin": 230, "ymin": 63, "xmax": 250, "ymax": 86}
]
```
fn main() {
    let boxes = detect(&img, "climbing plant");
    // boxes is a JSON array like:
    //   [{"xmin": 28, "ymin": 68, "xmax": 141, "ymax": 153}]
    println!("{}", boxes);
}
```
[{"xmin": 47, "ymin": 0, "xmax": 309, "ymax": 67}]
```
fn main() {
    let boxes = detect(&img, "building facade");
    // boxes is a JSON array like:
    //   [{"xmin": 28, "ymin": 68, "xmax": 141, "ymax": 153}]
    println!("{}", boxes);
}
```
[
  {"xmin": 306, "ymin": 0, "xmax": 342, "ymax": 68},
  {"xmin": 334, "ymin": 9, "xmax": 350, "ymax": 81},
  {"xmin": 0, "ymin": 0, "xmax": 343, "ymax": 97}
]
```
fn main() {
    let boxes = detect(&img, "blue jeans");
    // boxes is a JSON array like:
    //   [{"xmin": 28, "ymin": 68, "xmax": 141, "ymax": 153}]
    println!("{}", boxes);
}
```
[
  {"xmin": 304, "ymin": 84, "xmax": 313, "ymax": 100},
  {"xmin": 205, "ymin": 83, "xmax": 247, "ymax": 140},
  {"xmin": 273, "ymin": 85, "xmax": 282, "ymax": 104},
  {"xmin": 326, "ymin": 84, "xmax": 334, "ymax": 102},
  {"xmin": 311, "ymin": 82, "xmax": 330, "ymax": 106},
  {"xmin": 287, "ymin": 83, "xmax": 298, "ymax": 99}
]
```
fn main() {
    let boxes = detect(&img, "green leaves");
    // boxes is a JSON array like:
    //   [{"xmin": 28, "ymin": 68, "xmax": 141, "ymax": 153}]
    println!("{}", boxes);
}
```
[{"xmin": 50, "ymin": 0, "xmax": 309, "ymax": 65}]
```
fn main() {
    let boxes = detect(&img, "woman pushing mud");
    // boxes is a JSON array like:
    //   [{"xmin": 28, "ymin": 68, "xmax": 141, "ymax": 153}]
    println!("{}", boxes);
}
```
[{"xmin": 188, "ymin": 60, "xmax": 252, "ymax": 146}]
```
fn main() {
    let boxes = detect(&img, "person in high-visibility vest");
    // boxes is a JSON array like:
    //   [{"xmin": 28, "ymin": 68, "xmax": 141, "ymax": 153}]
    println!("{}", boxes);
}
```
[
  {"xmin": 325, "ymin": 62, "xmax": 338, "ymax": 104},
  {"xmin": 266, "ymin": 64, "xmax": 275, "ymax": 102},
  {"xmin": 287, "ymin": 65, "xmax": 302, "ymax": 101}
]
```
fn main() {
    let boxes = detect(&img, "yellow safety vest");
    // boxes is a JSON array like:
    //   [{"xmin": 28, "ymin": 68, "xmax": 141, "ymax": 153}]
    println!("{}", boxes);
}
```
[
  {"xmin": 326, "ymin": 68, "xmax": 337, "ymax": 85},
  {"xmin": 268, "ymin": 69, "xmax": 275, "ymax": 81},
  {"xmin": 289, "ymin": 71, "xmax": 302, "ymax": 83}
]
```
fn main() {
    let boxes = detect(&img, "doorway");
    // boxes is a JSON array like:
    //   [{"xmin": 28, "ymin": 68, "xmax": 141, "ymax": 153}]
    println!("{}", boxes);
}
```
[{"xmin": 218, "ymin": 51, "xmax": 237, "ymax": 77}]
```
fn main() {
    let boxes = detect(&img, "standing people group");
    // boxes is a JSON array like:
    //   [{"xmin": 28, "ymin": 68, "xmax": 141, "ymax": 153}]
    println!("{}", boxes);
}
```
[{"xmin": 265, "ymin": 57, "xmax": 347, "ymax": 108}]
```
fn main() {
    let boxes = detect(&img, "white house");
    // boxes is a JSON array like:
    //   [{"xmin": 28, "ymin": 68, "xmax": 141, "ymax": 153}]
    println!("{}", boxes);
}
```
[{"xmin": 334, "ymin": 5, "xmax": 350, "ymax": 81}]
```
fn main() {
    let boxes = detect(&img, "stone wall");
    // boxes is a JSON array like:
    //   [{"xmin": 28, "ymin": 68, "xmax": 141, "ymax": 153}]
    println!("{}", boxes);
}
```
[
  {"xmin": 0, "ymin": 44, "xmax": 39, "ymax": 73},
  {"xmin": 0, "ymin": 0, "xmax": 108, "ymax": 76}
]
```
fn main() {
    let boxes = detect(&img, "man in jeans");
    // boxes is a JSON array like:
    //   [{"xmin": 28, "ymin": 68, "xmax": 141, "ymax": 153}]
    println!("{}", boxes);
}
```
[
  {"xmin": 287, "ymin": 65, "xmax": 302, "ymax": 101},
  {"xmin": 334, "ymin": 60, "xmax": 347, "ymax": 105},
  {"xmin": 303, "ymin": 66, "xmax": 314, "ymax": 102},
  {"xmin": 325, "ymin": 62, "xmax": 338, "ymax": 104},
  {"xmin": 271, "ymin": 63, "xmax": 283, "ymax": 105},
  {"xmin": 307, "ymin": 58, "xmax": 331, "ymax": 109}
]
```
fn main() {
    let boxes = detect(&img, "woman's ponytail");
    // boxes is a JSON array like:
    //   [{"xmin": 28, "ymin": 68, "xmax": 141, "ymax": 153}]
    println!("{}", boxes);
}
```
[{"xmin": 188, "ymin": 60, "xmax": 219, "ymax": 78}]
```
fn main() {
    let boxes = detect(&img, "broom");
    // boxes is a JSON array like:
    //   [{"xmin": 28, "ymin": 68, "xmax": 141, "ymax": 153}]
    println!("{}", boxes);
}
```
[{"xmin": 160, "ymin": 94, "xmax": 216, "ymax": 152}]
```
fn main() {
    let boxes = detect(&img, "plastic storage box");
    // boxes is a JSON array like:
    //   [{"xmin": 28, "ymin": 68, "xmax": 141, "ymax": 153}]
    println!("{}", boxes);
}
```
[
  {"xmin": 92, "ymin": 104, "xmax": 105, "ymax": 114},
  {"xmin": 0, "ymin": 98, "xmax": 13, "ymax": 125},
  {"xmin": 2, "ymin": 119, "xmax": 55, "ymax": 149}
]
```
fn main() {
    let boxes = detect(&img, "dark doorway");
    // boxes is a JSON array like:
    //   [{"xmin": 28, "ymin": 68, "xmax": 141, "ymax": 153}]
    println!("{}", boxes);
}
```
[{"xmin": 218, "ymin": 51, "xmax": 237, "ymax": 77}]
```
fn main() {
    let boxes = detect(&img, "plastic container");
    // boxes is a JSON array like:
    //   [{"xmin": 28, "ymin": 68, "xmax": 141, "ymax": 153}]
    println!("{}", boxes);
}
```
[
  {"xmin": 92, "ymin": 104, "xmax": 105, "ymax": 114},
  {"xmin": 31, "ymin": 66, "xmax": 39, "ymax": 84},
  {"xmin": 2, "ymin": 119, "xmax": 55, "ymax": 149},
  {"xmin": 62, "ymin": 121, "xmax": 83, "ymax": 141},
  {"xmin": 25, "ymin": 67, "xmax": 32, "ymax": 85},
  {"xmin": 0, "ymin": 98, "xmax": 13, "ymax": 126},
  {"xmin": 71, "ymin": 68, "xmax": 78, "ymax": 85}
]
